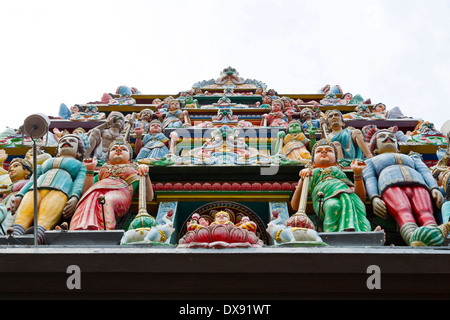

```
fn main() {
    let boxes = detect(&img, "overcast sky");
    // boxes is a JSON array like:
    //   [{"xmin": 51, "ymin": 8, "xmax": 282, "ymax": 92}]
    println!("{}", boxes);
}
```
[{"xmin": 1, "ymin": 0, "xmax": 450, "ymax": 133}]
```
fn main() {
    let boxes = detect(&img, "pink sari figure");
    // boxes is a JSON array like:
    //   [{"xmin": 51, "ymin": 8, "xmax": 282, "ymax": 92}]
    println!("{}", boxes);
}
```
[{"xmin": 70, "ymin": 163, "xmax": 139, "ymax": 230}]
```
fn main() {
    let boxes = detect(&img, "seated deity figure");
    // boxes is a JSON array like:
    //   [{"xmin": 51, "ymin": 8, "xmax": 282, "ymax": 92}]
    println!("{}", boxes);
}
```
[
  {"xmin": 162, "ymin": 99, "xmax": 191, "ymax": 130},
  {"xmin": 0, "ymin": 156, "xmax": 33, "ymax": 230},
  {"xmin": 70, "ymin": 138, "xmax": 153, "ymax": 231},
  {"xmin": 363, "ymin": 129, "xmax": 448, "ymax": 246},
  {"xmin": 260, "ymin": 99, "xmax": 293, "ymax": 128},
  {"xmin": 11, "ymin": 134, "xmax": 87, "ymax": 244},
  {"xmin": 134, "ymin": 120, "xmax": 170, "ymax": 161},
  {"xmin": 277, "ymin": 120, "xmax": 312, "ymax": 161},
  {"xmin": 291, "ymin": 139, "xmax": 372, "ymax": 233},
  {"xmin": 324, "ymin": 109, "xmax": 372, "ymax": 161}
]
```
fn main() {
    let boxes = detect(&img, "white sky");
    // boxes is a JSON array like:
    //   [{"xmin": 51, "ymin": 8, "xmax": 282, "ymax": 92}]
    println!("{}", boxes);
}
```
[{"xmin": 1, "ymin": 0, "xmax": 450, "ymax": 132}]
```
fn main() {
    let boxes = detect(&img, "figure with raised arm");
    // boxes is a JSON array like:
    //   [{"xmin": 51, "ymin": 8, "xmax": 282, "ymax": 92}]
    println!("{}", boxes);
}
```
[{"xmin": 291, "ymin": 139, "xmax": 371, "ymax": 232}]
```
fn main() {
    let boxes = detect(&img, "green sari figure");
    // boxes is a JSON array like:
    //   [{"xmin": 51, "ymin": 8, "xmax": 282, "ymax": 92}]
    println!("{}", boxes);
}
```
[{"xmin": 291, "ymin": 139, "xmax": 371, "ymax": 232}]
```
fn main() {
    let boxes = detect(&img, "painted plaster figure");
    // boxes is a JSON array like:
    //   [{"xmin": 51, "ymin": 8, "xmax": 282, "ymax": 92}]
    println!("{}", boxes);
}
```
[
  {"xmin": 277, "ymin": 120, "xmax": 312, "ymax": 161},
  {"xmin": 0, "ymin": 156, "xmax": 32, "ymax": 230},
  {"xmin": 324, "ymin": 109, "xmax": 372, "ymax": 161},
  {"xmin": 291, "ymin": 139, "xmax": 372, "ymax": 232},
  {"xmin": 363, "ymin": 129, "xmax": 447, "ymax": 246},
  {"xmin": 85, "ymin": 111, "xmax": 126, "ymax": 160},
  {"xmin": 162, "ymin": 99, "xmax": 191, "ymax": 130},
  {"xmin": 260, "ymin": 99, "xmax": 293, "ymax": 128},
  {"xmin": 134, "ymin": 120, "xmax": 169, "ymax": 161},
  {"xmin": 70, "ymin": 138, "xmax": 153, "ymax": 230},
  {"xmin": 11, "ymin": 134, "xmax": 87, "ymax": 244}
]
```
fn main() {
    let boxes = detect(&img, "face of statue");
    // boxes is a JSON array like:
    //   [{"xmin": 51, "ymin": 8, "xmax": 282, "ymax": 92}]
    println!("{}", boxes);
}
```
[
  {"xmin": 263, "ymin": 96, "xmax": 271, "ymax": 104},
  {"xmin": 288, "ymin": 122, "xmax": 302, "ymax": 134},
  {"xmin": 57, "ymin": 136, "xmax": 79, "ymax": 158},
  {"xmin": 375, "ymin": 131, "xmax": 398, "ymax": 154},
  {"xmin": 73, "ymin": 128, "xmax": 85, "ymax": 135},
  {"xmin": 374, "ymin": 104, "xmax": 386, "ymax": 113},
  {"xmin": 313, "ymin": 145, "xmax": 336, "ymax": 167},
  {"xmin": 8, "ymin": 162, "xmax": 29, "ymax": 182},
  {"xmin": 343, "ymin": 93, "xmax": 352, "ymax": 101},
  {"xmin": 109, "ymin": 113, "xmax": 125, "ymax": 129},
  {"xmin": 271, "ymin": 101, "xmax": 283, "ymax": 112},
  {"xmin": 108, "ymin": 144, "xmax": 130, "ymax": 164},
  {"xmin": 301, "ymin": 109, "xmax": 313, "ymax": 121},
  {"xmin": 169, "ymin": 100, "xmax": 180, "ymax": 111},
  {"xmin": 327, "ymin": 110, "xmax": 343, "ymax": 129},
  {"xmin": 140, "ymin": 110, "xmax": 152, "ymax": 122},
  {"xmin": 149, "ymin": 122, "xmax": 162, "ymax": 134},
  {"xmin": 214, "ymin": 212, "xmax": 230, "ymax": 224}
]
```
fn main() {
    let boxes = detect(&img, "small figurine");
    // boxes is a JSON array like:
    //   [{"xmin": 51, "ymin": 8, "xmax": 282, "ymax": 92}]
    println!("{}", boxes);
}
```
[
  {"xmin": 260, "ymin": 99, "xmax": 292, "ymax": 128},
  {"xmin": 70, "ymin": 138, "xmax": 153, "ymax": 231},
  {"xmin": 372, "ymin": 103, "xmax": 387, "ymax": 119},
  {"xmin": 133, "ymin": 108, "xmax": 155, "ymax": 135},
  {"xmin": 363, "ymin": 129, "xmax": 446, "ymax": 246},
  {"xmin": 109, "ymin": 86, "xmax": 136, "ymax": 105},
  {"xmin": 178, "ymin": 210, "xmax": 263, "ymax": 248},
  {"xmin": 134, "ymin": 119, "xmax": 170, "ymax": 161},
  {"xmin": 276, "ymin": 120, "xmax": 312, "ymax": 161},
  {"xmin": 340, "ymin": 92, "xmax": 353, "ymax": 105},
  {"xmin": 299, "ymin": 108, "xmax": 321, "ymax": 132},
  {"xmin": 0, "ymin": 157, "xmax": 32, "ymax": 230},
  {"xmin": 11, "ymin": 134, "xmax": 87, "ymax": 244},
  {"xmin": 324, "ymin": 109, "xmax": 373, "ymax": 161},
  {"xmin": 291, "ymin": 139, "xmax": 372, "ymax": 233},
  {"xmin": 266, "ymin": 210, "xmax": 326, "ymax": 245},
  {"xmin": 161, "ymin": 99, "xmax": 191, "ymax": 130}
]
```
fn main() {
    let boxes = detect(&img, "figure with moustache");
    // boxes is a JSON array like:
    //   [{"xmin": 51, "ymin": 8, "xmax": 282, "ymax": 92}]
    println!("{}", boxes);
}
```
[
  {"xmin": 363, "ymin": 129, "xmax": 446, "ymax": 246},
  {"xmin": 291, "ymin": 139, "xmax": 371, "ymax": 232},
  {"xmin": 69, "ymin": 138, "xmax": 153, "ymax": 231},
  {"xmin": 11, "ymin": 134, "xmax": 86, "ymax": 244}
]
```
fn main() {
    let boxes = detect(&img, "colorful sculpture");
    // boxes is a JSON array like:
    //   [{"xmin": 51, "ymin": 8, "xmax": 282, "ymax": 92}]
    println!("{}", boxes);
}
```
[
  {"xmin": 260, "ymin": 99, "xmax": 292, "ymax": 128},
  {"xmin": 85, "ymin": 111, "xmax": 126, "ymax": 160},
  {"xmin": 178, "ymin": 210, "xmax": 263, "ymax": 249},
  {"xmin": 291, "ymin": 139, "xmax": 372, "ymax": 232},
  {"xmin": 0, "ymin": 156, "xmax": 32, "ymax": 230},
  {"xmin": 324, "ymin": 109, "xmax": 372, "ymax": 162},
  {"xmin": 134, "ymin": 119, "xmax": 170, "ymax": 162},
  {"xmin": 299, "ymin": 108, "xmax": 321, "ymax": 132},
  {"xmin": 266, "ymin": 210, "xmax": 326, "ymax": 246},
  {"xmin": 109, "ymin": 86, "xmax": 136, "ymax": 105},
  {"xmin": 11, "ymin": 134, "xmax": 87, "ymax": 244},
  {"xmin": 0, "ymin": 150, "xmax": 12, "ymax": 190},
  {"xmin": 70, "ymin": 138, "xmax": 153, "ymax": 231},
  {"xmin": 162, "ymin": 99, "xmax": 191, "ymax": 130},
  {"xmin": 69, "ymin": 105, "xmax": 106, "ymax": 121},
  {"xmin": 276, "ymin": 120, "xmax": 312, "ymax": 161},
  {"xmin": 363, "ymin": 129, "xmax": 446, "ymax": 246}
]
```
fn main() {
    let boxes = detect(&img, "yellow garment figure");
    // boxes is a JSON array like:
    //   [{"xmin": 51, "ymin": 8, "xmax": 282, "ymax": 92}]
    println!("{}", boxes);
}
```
[
  {"xmin": 282, "ymin": 133, "xmax": 312, "ymax": 160},
  {"xmin": 14, "ymin": 189, "xmax": 68, "ymax": 230}
]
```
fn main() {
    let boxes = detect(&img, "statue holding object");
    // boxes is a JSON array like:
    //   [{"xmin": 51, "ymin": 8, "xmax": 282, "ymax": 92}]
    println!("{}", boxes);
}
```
[
  {"xmin": 70, "ymin": 138, "xmax": 153, "ymax": 231},
  {"xmin": 291, "ymin": 139, "xmax": 372, "ymax": 233}
]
